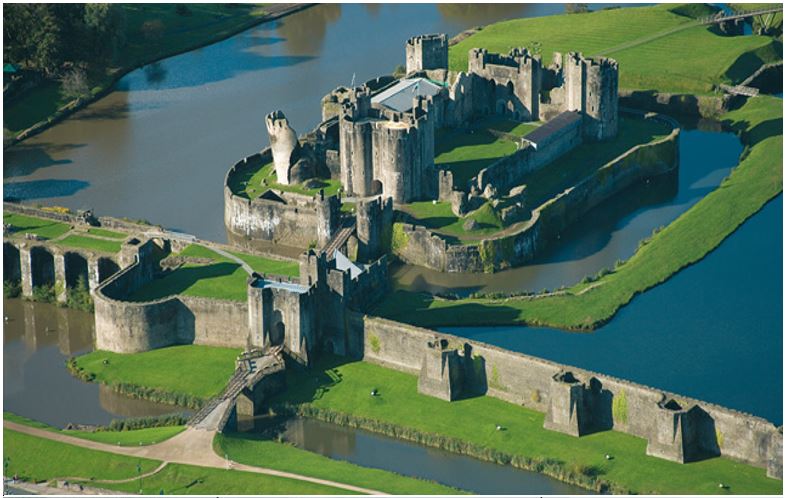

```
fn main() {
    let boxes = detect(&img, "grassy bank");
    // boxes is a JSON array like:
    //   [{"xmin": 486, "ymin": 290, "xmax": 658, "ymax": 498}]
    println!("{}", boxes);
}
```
[
  {"xmin": 376, "ymin": 95, "xmax": 782, "ymax": 329},
  {"xmin": 71, "ymin": 345, "xmax": 240, "ymax": 406},
  {"xmin": 3, "ymin": 213, "xmax": 71, "ymax": 240},
  {"xmin": 217, "ymin": 434, "xmax": 464, "ymax": 495},
  {"xmin": 128, "ymin": 244, "xmax": 298, "ymax": 302},
  {"xmin": 449, "ymin": 4, "xmax": 781, "ymax": 95},
  {"xmin": 5, "ymin": 4, "xmax": 277, "ymax": 139},
  {"xmin": 4, "ymin": 412, "xmax": 185, "ymax": 446},
  {"xmin": 55, "ymin": 234, "xmax": 123, "ymax": 254},
  {"xmin": 270, "ymin": 358, "xmax": 781, "ymax": 495},
  {"xmin": 3, "ymin": 429, "xmax": 357, "ymax": 495}
]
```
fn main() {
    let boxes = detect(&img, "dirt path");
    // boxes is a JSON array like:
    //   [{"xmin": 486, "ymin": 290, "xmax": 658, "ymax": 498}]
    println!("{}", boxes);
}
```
[{"xmin": 5, "ymin": 421, "xmax": 387, "ymax": 495}]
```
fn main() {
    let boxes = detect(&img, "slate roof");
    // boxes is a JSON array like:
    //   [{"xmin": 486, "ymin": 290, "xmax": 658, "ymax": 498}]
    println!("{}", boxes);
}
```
[
  {"xmin": 523, "ymin": 111, "xmax": 581, "ymax": 148},
  {"xmin": 371, "ymin": 78, "xmax": 443, "ymax": 112}
]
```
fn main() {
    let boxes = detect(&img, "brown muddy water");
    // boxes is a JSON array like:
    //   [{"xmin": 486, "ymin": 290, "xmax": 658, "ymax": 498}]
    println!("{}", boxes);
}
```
[{"xmin": 3, "ymin": 298, "xmax": 188, "ymax": 427}]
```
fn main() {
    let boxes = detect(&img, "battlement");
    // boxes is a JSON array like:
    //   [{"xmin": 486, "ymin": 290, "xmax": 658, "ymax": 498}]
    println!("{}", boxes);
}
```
[
  {"xmin": 468, "ymin": 47, "xmax": 538, "ymax": 72},
  {"xmin": 406, "ymin": 33, "xmax": 448, "ymax": 73}
]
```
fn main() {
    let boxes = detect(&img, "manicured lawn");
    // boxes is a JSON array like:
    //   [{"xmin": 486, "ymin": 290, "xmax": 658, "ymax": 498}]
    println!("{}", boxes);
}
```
[
  {"xmin": 449, "ymin": 4, "xmax": 780, "ymax": 95},
  {"xmin": 229, "ymin": 161, "xmax": 342, "ymax": 200},
  {"xmin": 398, "ymin": 201, "xmax": 503, "ymax": 241},
  {"xmin": 230, "ymin": 251, "xmax": 300, "ymax": 278},
  {"xmin": 273, "ymin": 358, "xmax": 781, "ymax": 495},
  {"xmin": 3, "ymin": 428, "xmax": 160, "ymax": 482},
  {"xmin": 435, "ymin": 127, "xmax": 517, "ymax": 187},
  {"xmin": 3, "ymin": 213, "xmax": 71, "ymax": 240},
  {"xmin": 97, "ymin": 462, "xmax": 354, "ymax": 495},
  {"xmin": 64, "ymin": 426, "xmax": 186, "ymax": 447},
  {"xmin": 483, "ymin": 116, "xmax": 542, "ymax": 137},
  {"xmin": 87, "ymin": 227, "xmax": 127, "ymax": 239},
  {"xmin": 375, "ymin": 95, "xmax": 783, "ymax": 330},
  {"xmin": 73, "ymin": 345, "xmax": 240, "ymax": 401},
  {"xmin": 4, "ymin": 412, "xmax": 185, "ymax": 446},
  {"xmin": 128, "ymin": 244, "xmax": 298, "ymax": 302},
  {"xmin": 56, "ymin": 234, "xmax": 123, "ymax": 254},
  {"xmin": 217, "ymin": 434, "xmax": 463, "ymax": 495}
]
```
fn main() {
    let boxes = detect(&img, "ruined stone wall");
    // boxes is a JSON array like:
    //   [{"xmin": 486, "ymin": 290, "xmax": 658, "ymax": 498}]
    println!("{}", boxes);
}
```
[
  {"xmin": 224, "ymin": 151, "xmax": 322, "ymax": 249},
  {"xmin": 476, "ymin": 112, "xmax": 583, "ymax": 195},
  {"xmin": 353, "ymin": 314, "xmax": 782, "ymax": 475},
  {"xmin": 393, "ymin": 114, "xmax": 679, "ymax": 272},
  {"xmin": 467, "ymin": 48, "xmax": 540, "ymax": 121}
]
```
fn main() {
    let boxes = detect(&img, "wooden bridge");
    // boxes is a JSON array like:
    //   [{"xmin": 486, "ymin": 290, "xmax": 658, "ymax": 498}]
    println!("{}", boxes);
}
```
[
  {"xmin": 698, "ymin": 6, "xmax": 783, "ymax": 26},
  {"xmin": 719, "ymin": 84, "xmax": 760, "ymax": 97},
  {"xmin": 321, "ymin": 219, "xmax": 357, "ymax": 260}
]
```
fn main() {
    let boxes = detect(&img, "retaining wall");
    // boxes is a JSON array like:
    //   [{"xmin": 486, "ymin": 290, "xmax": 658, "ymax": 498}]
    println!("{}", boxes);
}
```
[
  {"xmin": 352, "ymin": 313, "xmax": 782, "ymax": 477},
  {"xmin": 394, "ymin": 112, "xmax": 680, "ymax": 272},
  {"xmin": 224, "ymin": 150, "xmax": 322, "ymax": 249}
]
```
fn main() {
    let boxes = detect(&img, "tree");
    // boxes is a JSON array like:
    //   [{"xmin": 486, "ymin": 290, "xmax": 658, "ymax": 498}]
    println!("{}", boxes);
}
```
[
  {"xmin": 84, "ymin": 4, "xmax": 127, "ymax": 63},
  {"xmin": 62, "ymin": 68, "xmax": 90, "ymax": 100},
  {"xmin": 141, "ymin": 19, "xmax": 165, "ymax": 42},
  {"xmin": 566, "ymin": 4, "xmax": 590, "ymax": 14}
]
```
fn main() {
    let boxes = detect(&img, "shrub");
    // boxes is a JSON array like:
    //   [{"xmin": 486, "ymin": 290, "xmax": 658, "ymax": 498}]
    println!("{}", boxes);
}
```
[
  {"xmin": 369, "ymin": 334, "xmax": 381, "ymax": 354},
  {"xmin": 4, "ymin": 279, "xmax": 21, "ymax": 298},
  {"xmin": 103, "ymin": 413, "xmax": 189, "ymax": 432},
  {"xmin": 66, "ymin": 275, "xmax": 93, "ymax": 312},
  {"xmin": 30, "ymin": 284, "xmax": 55, "ymax": 303},
  {"xmin": 612, "ymin": 390, "xmax": 628, "ymax": 425}
]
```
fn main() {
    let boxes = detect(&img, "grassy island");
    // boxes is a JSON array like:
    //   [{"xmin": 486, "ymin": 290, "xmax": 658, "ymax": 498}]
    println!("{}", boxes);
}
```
[
  {"xmin": 377, "ymin": 95, "xmax": 782, "ymax": 329},
  {"xmin": 269, "ymin": 358, "xmax": 781, "ymax": 495},
  {"xmin": 228, "ymin": 161, "xmax": 343, "ymax": 200}
]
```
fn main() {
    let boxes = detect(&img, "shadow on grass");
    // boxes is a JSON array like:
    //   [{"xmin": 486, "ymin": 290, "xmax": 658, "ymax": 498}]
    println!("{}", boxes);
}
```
[{"xmin": 128, "ymin": 262, "xmax": 239, "ymax": 301}]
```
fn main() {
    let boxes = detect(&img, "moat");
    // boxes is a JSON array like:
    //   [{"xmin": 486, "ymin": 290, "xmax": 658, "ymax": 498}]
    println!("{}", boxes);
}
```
[{"xmin": 2, "ymin": 3, "xmax": 783, "ymax": 495}]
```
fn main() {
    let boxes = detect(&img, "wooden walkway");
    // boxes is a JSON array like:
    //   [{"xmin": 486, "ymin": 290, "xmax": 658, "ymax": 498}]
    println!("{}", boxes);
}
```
[
  {"xmin": 698, "ymin": 6, "xmax": 783, "ymax": 25},
  {"xmin": 321, "ymin": 220, "xmax": 356, "ymax": 260},
  {"xmin": 719, "ymin": 84, "xmax": 760, "ymax": 97}
]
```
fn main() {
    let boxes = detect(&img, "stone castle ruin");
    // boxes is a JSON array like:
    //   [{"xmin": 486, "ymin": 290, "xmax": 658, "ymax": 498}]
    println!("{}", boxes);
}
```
[{"xmin": 226, "ymin": 32, "xmax": 623, "ymax": 262}]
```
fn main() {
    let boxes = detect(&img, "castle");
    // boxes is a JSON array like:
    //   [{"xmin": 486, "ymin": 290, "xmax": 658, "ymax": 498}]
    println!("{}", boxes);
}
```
[{"xmin": 225, "ymin": 33, "xmax": 621, "ymax": 259}]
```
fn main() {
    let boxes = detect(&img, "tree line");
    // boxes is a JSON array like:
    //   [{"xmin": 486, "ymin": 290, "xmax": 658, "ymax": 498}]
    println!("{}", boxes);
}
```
[{"xmin": 3, "ymin": 3, "xmax": 126, "ymax": 76}]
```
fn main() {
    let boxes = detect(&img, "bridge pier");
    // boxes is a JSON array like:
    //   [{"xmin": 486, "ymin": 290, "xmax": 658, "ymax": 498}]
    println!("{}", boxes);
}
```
[
  {"xmin": 87, "ymin": 257, "xmax": 101, "ymax": 292},
  {"xmin": 19, "ymin": 245, "xmax": 34, "ymax": 298},
  {"xmin": 53, "ymin": 252, "xmax": 68, "ymax": 304}
]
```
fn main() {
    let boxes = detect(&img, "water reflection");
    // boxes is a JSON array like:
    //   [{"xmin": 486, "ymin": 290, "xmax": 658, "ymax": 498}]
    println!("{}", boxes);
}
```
[
  {"xmin": 235, "ymin": 416, "xmax": 588, "ymax": 495},
  {"xmin": 393, "ymin": 123, "xmax": 744, "ymax": 295},
  {"xmin": 444, "ymin": 195, "xmax": 783, "ymax": 424},
  {"xmin": 3, "ymin": 299, "xmax": 189, "ymax": 427},
  {"xmin": 276, "ymin": 4, "xmax": 342, "ymax": 55},
  {"xmin": 3, "ymin": 179, "xmax": 90, "ymax": 201}
]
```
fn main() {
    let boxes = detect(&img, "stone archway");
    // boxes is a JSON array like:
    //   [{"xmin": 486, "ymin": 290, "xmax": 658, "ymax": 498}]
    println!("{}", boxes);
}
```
[
  {"xmin": 270, "ymin": 309, "xmax": 285, "ymax": 347},
  {"xmin": 30, "ymin": 246, "xmax": 55, "ymax": 288},
  {"xmin": 64, "ymin": 252, "xmax": 89, "ymax": 289},
  {"xmin": 4, "ymin": 243, "xmax": 21, "ymax": 283},
  {"xmin": 370, "ymin": 179, "xmax": 383, "ymax": 196}
]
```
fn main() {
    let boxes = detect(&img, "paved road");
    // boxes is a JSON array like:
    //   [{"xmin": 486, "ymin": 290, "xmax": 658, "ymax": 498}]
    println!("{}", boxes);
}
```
[{"xmin": 4, "ymin": 421, "xmax": 386, "ymax": 495}]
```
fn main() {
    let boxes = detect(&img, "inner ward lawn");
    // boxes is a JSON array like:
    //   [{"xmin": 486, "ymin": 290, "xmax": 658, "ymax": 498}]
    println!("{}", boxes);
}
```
[
  {"xmin": 449, "ymin": 4, "xmax": 780, "ymax": 95},
  {"xmin": 398, "ymin": 201, "xmax": 503, "ymax": 241},
  {"xmin": 217, "ymin": 434, "xmax": 463, "ymax": 495},
  {"xmin": 128, "ymin": 244, "xmax": 298, "ymax": 302},
  {"xmin": 229, "ymin": 161, "xmax": 342, "ymax": 200},
  {"xmin": 375, "ymin": 95, "xmax": 782, "ymax": 330},
  {"xmin": 272, "ymin": 358, "xmax": 781, "ymax": 495},
  {"xmin": 3, "ymin": 213, "xmax": 71, "ymax": 240},
  {"xmin": 73, "ymin": 345, "xmax": 240, "ymax": 401}
]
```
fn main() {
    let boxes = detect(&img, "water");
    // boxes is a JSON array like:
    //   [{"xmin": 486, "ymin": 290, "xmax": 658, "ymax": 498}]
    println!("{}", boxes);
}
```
[
  {"xmin": 444, "ymin": 195, "xmax": 783, "ymax": 424},
  {"xmin": 2, "ymin": 298, "xmax": 189, "ymax": 428},
  {"xmin": 235, "ymin": 416, "xmax": 588, "ymax": 495},
  {"xmin": 393, "ymin": 121, "xmax": 744, "ymax": 295},
  {"xmin": 3, "ymin": 3, "xmax": 631, "ymax": 241}
]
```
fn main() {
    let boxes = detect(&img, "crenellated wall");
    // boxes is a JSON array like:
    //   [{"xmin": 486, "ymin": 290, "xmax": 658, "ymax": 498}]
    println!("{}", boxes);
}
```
[
  {"xmin": 351, "ymin": 313, "xmax": 783, "ymax": 477},
  {"xmin": 393, "ymin": 112, "xmax": 680, "ymax": 272}
]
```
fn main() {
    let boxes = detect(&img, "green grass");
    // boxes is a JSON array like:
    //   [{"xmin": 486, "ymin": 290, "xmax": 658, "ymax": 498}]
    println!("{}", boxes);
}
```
[
  {"xmin": 3, "ymin": 412, "xmax": 185, "ymax": 446},
  {"xmin": 56, "ymin": 234, "xmax": 123, "ymax": 254},
  {"xmin": 435, "ymin": 126, "xmax": 517, "ymax": 186},
  {"xmin": 398, "ymin": 201, "xmax": 503, "ymax": 241},
  {"xmin": 483, "ymin": 116, "xmax": 542, "ymax": 137},
  {"xmin": 87, "ymin": 227, "xmax": 127, "ymax": 239},
  {"xmin": 3, "ymin": 213, "xmax": 71, "ymax": 240},
  {"xmin": 4, "ymin": 428, "xmax": 357, "ymax": 495},
  {"xmin": 4, "ymin": 428, "xmax": 161, "ymax": 482},
  {"xmin": 449, "ymin": 4, "xmax": 780, "ymax": 95},
  {"xmin": 72, "ymin": 345, "xmax": 240, "ymax": 401},
  {"xmin": 217, "ymin": 434, "xmax": 463, "ymax": 495},
  {"xmin": 273, "ymin": 358, "xmax": 782, "ymax": 495},
  {"xmin": 375, "ymin": 95, "xmax": 782, "ymax": 329},
  {"xmin": 228, "ymin": 161, "xmax": 342, "ymax": 200},
  {"xmin": 97, "ymin": 462, "xmax": 355, "ymax": 495},
  {"xmin": 128, "ymin": 244, "xmax": 298, "ymax": 302},
  {"xmin": 230, "ymin": 251, "xmax": 300, "ymax": 278}
]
